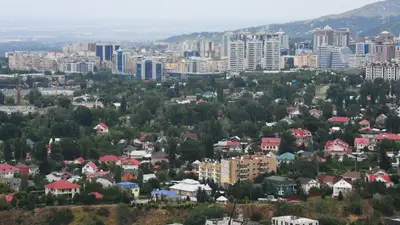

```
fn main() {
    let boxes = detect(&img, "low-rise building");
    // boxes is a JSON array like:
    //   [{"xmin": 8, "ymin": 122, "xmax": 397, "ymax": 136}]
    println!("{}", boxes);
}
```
[
  {"xmin": 82, "ymin": 161, "xmax": 98, "ymax": 174},
  {"xmin": 265, "ymin": 176, "xmax": 297, "ymax": 196},
  {"xmin": 0, "ymin": 164, "xmax": 19, "ymax": 178},
  {"xmin": 297, "ymin": 177, "xmax": 320, "ymax": 194},
  {"xmin": 45, "ymin": 180, "xmax": 80, "ymax": 198},
  {"xmin": 325, "ymin": 139, "xmax": 351, "ymax": 156},
  {"xmin": 260, "ymin": 138, "xmax": 281, "ymax": 152},
  {"xmin": 271, "ymin": 216, "xmax": 319, "ymax": 225},
  {"xmin": 117, "ymin": 182, "xmax": 140, "ymax": 198},
  {"xmin": 169, "ymin": 179, "xmax": 211, "ymax": 199},
  {"xmin": 332, "ymin": 179, "xmax": 352, "ymax": 198},
  {"xmin": 93, "ymin": 123, "xmax": 109, "ymax": 135},
  {"xmin": 290, "ymin": 128, "xmax": 312, "ymax": 146}
]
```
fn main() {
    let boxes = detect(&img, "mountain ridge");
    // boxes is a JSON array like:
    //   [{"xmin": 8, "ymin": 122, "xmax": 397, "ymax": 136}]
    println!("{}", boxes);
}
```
[{"xmin": 162, "ymin": 0, "xmax": 400, "ymax": 42}]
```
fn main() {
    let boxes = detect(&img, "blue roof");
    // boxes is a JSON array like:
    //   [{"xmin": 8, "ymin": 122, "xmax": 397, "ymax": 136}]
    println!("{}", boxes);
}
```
[
  {"xmin": 276, "ymin": 152, "xmax": 296, "ymax": 161},
  {"xmin": 151, "ymin": 190, "xmax": 180, "ymax": 198},
  {"xmin": 117, "ymin": 182, "xmax": 138, "ymax": 189}
]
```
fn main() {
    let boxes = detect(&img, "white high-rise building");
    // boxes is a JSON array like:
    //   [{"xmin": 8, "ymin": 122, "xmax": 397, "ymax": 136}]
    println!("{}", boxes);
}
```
[
  {"xmin": 228, "ymin": 40, "xmax": 245, "ymax": 73},
  {"xmin": 245, "ymin": 40, "xmax": 263, "ymax": 70},
  {"xmin": 221, "ymin": 33, "xmax": 231, "ymax": 57},
  {"xmin": 334, "ymin": 28, "xmax": 350, "ymax": 47},
  {"xmin": 264, "ymin": 39, "xmax": 280, "ymax": 71}
]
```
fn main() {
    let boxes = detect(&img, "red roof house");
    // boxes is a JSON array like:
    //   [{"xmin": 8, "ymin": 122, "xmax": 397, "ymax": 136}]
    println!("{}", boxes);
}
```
[
  {"xmin": 89, "ymin": 192, "xmax": 103, "ymax": 199},
  {"xmin": 0, "ymin": 193, "xmax": 14, "ymax": 204},
  {"xmin": 73, "ymin": 157, "xmax": 85, "ymax": 164},
  {"xmin": 375, "ymin": 133, "xmax": 400, "ymax": 141},
  {"xmin": 354, "ymin": 138, "xmax": 372, "ymax": 151},
  {"xmin": 45, "ymin": 180, "xmax": 80, "ymax": 197},
  {"xmin": 226, "ymin": 141, "xmax": 242, "ymax": 151},
  {"xmin": 93, "ymin": 122, "xmax": 109, "ymax": 135},
  {"xmin": 289, "ymin": 128, "xmax": 312, "ymax": 146},
  {"xmin": 317, "ymin": 175, "xmax": 340, "ymax": 187},
  {"xmin": 122, "ymin": 173, "xmax": 137, "ymax": 181},
  {"xmin": 82, "ymin": 161, "xmax": 99, "ymax": 174},
  {"xmin": 359, "ymin": 120, "xmax": 370, "ymax": 129},
  {"xmin": 324, "ymin": 139, "xmax": 351, "ymax": 156},
  {"xmin": 328, "ymin": 116, "xmax": 350, "ymax": 124},
  {"xmin": 15, "ymin": 163, "xmax": 29, "ymax": 174},
  {"xmin": 261, "ymin": 138, "xmax": 281, "ymax": 152},
  {"xmin": 367, "ymin": 172, "xmax": 393, "ymax": 187},
  {"xmin": 0, "ymin": 164, "xmax": 20, "ymax": 178},
  {"xmin": 309, "ymin": 109, "xmax": 322, "ymax": 118},
  {"xmin": 99, "ymin": 155, "xmax": 119, "ymax": 163},
  {"xmin": 121, "ymin": 158, "xmax": 141, "ymax": 170}
]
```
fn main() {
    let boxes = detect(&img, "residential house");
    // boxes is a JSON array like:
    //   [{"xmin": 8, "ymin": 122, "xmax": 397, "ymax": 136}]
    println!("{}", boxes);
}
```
[
  {"xmin": 327, "ymin": 116, "xmax": 350, "ymax": 125},
  {"xmin": 169, "ymin": 179, "xmax": 212, "ymax": 199},
  {"xmin": 297, "ymin": 177, "xmax": 320, "ymax": 194},
  {"xmin": 93, "ymin": 122, "xmax": 109, "ymax": 135},
  {"xmin": 332, "ymin": 179, "xmax": 352, "ymax": 198},
  {"xmin": 294, "ymin": 97, "xmax": 305, "ymax": 106},
  {"xmin": 260, "ymin": 138, "xmax": 281, "ymax": 152},
  {"xmin": 276, "ymin": 152, "xmax": 296, "ymax": 164},
  {"xmin": 359, "ymin": 120, "xmax": 370, "ymax": 129},
  {"xmin": 309, "ymin": 109, "xmax": 322, "ymax": 118},
  {"xmin": 324, "ymin": 139, "xmax": 351, "ymax": 156},
  {"xmin": 214, "ymin": 141, "xmax": 242, "ymax": 152},
  {"xmin": 143, "ymin": 174, "xmax": 157, "ymax": 183},
  {"xmin": 82, "ymin": 161, "xmax": 98, "ymax": 174},
  {"xmin": 142, "ymin": 142, "xmax": 155, "ymax": 152},
  {"xmin": 95, "ymin": 178, "xmax": 114, "ymax": 188},
  {"xmin": 73, "ymin": 157, "xmax": 85, "ymax": 165},
  {"xmin": 128, "ymin": 150, "xmax": 148, "ymax": 159},
  {"xmin": 271, "ymin": 216, "xmax": 319, "ymax": 225},
  {"xmin": 151, "ymin": 151, "xmax": 169, "ymax": 164},
  {"xmin": 289, "ymin": 129, "xmax": 312, "ymax": 146},
  {"xmin": 375, "ymin": 133, "xmax": 400, "ymax": 143},
  {"xmin": 122, "ymin": 172, "xmax": 137, "ymax": 181},
  {"xmin": 99, "ymin": 155, "xmax": 119, "ymax": 164},
  {"xmin": 0, "ymin": 177, "xmax": 34, "ymax": 192},
  {"xmin": 354, "ymin": 137, "xmax": 373, "ymax": 152},
  {"xmin": 287, "ymin": 107, "xmax": 301, "ymax": 119},
  {"xmin": 367, "ymin": 170, "xmax": 393, "ymax": 187},
  {"xmin": 375, "ymin": 114, "xmax": 387, "ymax": 128},
  {"xmin": 265, "ymin": 176, "xmax": 297, "ymax": 196},
  {"xmin": 45, "ymin": 180, "xmax": 80, "ymax": 198},
  {"xmin": 182, "ymin": 131, "xmax": 199, "ymax": 141},
  {"xmin": 151, "ymin": 190, "xmax": 181, "ymax": 201},
  {"xmin": 317, "ymin": 175, "xmax": 340, "ymax": 187},
  {"xmin": 0, "ymin": 164, "xmax": 19, "ymax": 178},
  {"xmin": 15, "ymin": 163, "xmax": 29, "ymax": 175},
  {"xmin": 171, "ymin": 95, "xmax": 197, "ymax": 104},
  {"xmin": 342, "ymin": 171, "xmax": 361, "ymax": 182},
  {"xmin": 120, "ymin": 158, "xmax": 141, "ymax": 170},
  {"xmin": 117, "ymin": 182, "xmax": 140, "ymax": 198}
]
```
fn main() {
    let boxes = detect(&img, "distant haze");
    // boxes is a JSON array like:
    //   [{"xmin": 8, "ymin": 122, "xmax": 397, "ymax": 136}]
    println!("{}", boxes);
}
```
[{"xmin": 1, "ymin": 0, "xmax": 381, "ymax": 41}]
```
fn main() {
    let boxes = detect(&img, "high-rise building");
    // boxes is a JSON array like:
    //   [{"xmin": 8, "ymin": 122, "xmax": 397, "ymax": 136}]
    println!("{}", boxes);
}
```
[
  {"xmin": 95, "ymin": 42, "xmax": 120, "ymax": 62},
  {"xmin": 295, "ymin": 41, "xmax": 312, "ymax": 55},
  {"xmin": 221, "ymin": 33, "xmax": 231, "ymax": 57},
  {"xmin": 372, "ymin": 43, "xmax": 396, "ymax": 62},
  {"xmin": 334, "ymin": 28, "xmax": 350, "ymax": 47},
  {"xmin": 136, "ymin": 58, "xmax": 163, "ymax": 81},
  {"xmin": 264, "ymin": 39, "xmax": 280, "ymax": 70},
  {"xmin": 228, "ymin": 40, "xmax": 245, "ymax": 73},
  {"xmin": 276, "ymin": 29, "xmax": 290, "ymax": 50},
  {"xmin": 317, "ymin": 45, "xmax": 333, "ymax": 68},
  {"xmin": 313, "ymin": 26, "xmax": 334, "ymax": 52},
  {"xmin": 198, "ymin": 40, "xmax": 214, "ymax": 57},
  {"xmin": 245, "ymin": 40, "xmax": 263, "ymax": 70},
  {"xmin": 331, "ymin": 47, "xmax": 353, "ymax": 68},
  {"xmin": 113, "ymin": 47, "xmax": 129, "ymax": 74},
  {"xmin": 395, "ymin": 43, "xmax": 400, "ymax": 60}
]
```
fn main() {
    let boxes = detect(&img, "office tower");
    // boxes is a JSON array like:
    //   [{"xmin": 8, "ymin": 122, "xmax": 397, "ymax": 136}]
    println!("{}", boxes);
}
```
[
  {"xmin": 245, "ymin": 40, "xmax": 263, "ymax": 70},
  {"xmin": 114, "ymin": 47, "xmax": 128, "ymax": 74},
  {"xmin": 276, "ymin": 29, "xmax": 290, "ymax": 50},
  {"xmin": 221, "ymin": 33, "xmax": 231, "ymax": 57},
  {"xmin": 136, "ymin": 58, "xmax": 163, "ymax": 81},
  {"xmin": 334, "ymin": 28, "xmax": 350, "ymax": 47},
  {"xmin": 331, "ymin": 47, "xmax": 353, "ymax": 68},
  {"xmin": 264, "ymin": 39, "xmax": 280, "ymax": 70},
  {"xmin": 187, "ymin": 57, "xmax": 212, "ymax": 73},
  {"xmin": 95, "ymin": 42, "xmax": 120, "ymax": 62},
  {"xmin": 317, "ymin": 45, "xmax": 333, "ymax": 68},
  {"xmin": 228, "ymin": 40, "xmax": 245, "ymax": 73},
  {"xmin": 313, "ymin": 26, "xmax": 334, "ymax": 52}
]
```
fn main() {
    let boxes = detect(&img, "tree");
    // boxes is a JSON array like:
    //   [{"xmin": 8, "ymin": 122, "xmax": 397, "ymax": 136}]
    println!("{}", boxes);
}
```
[
  {"xmin": 279, "ymin": 131, "xmax": 297, "ymax": 154},
  {"xmin": 120, "ymin": 96, "xmax": 127, "ymax": 113},
  {"xmin": 338, "ymin": 191, "xmax": 343, "ymax": 201},
  {"xmin": 27, "ymin": 89, "xmax": 42, "ymax": 104},
  {"xmin": 73, "ymin": 106, "xmax": 93, "ymax": 126},
  {"xmin": 114, "ymin": 166, "xmax": 122, "ymax": 183},
  {"xmin": 5, "ymin": 97, "xmax": 15, "ymax": 105},
  {"xmin": 183, "ymin": 206, "xmax": 224, "ymax": 225},
  {"xmin": 116, "ymin": 203, "xmax": 134, "ymax": 225},
  {"xmin": 0, "ymin": 91, "xmax": 5, "ymax": 105},
  {"xmin": 57, "ymin": 96, "xmax": 72, "ymax": 108},
  {"xmin": 48, "ymin": 208, "xmax": 74, "ymax": 225}
]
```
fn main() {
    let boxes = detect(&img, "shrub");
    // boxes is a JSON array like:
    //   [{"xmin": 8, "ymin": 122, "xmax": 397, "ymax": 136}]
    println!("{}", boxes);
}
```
[
  {"xmin": 116, "ymin": 204, "xmax": 133, "ymax": 225},
  {"xmin": 96, "ymin": 207, "xmax": 110, "ymax": 217},
  {"xmin": 251, "ymin": 211, "xmax": 264, "ymax": 221},
  {"xmin": 48, "ymin": 208, "xmax": 74, "ymax": 225}
]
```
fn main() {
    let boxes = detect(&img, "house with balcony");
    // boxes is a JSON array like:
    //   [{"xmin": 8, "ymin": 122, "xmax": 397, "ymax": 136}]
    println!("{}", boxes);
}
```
[
  {"xmin": 324, "ymin": 139, "xmax": 351, "ymax": 156},
  {"xmin": 289, "ymin": 128, "xmax": 312, "ymax": 146},
  {"xmin": 261, "ymin": 138, "xmax": 281, "ymax": 152},
  {"xmin": 0, "ymin": 164, "xmax": 19, "ymax": 178},
  {"xmin": 354, "ymin": 137, "xmax": 373, "ymax": 152},
  {"xmin": 45, "ymin": 180, "xmax": 80, "ymax": 198},
  {"xmin": 265, "ymin": 176, "xmax": 297, "ymax": 197}
]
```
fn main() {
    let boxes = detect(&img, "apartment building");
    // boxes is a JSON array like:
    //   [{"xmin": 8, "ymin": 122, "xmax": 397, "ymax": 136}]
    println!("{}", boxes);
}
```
[
  {"xmin": 293, "ymin": 54, "xmax": 318, "ymax": 68},
  {"xmin": 245, "ymin": 40, "xmax": 263, "ymax": 70},
  {"xmin": 264, "ymin": 39, "xmax": 281, "ymax": 71},
  {"xmin": 365, "ymin": 62, "xmax": 400, "ymax": 80},
  {"xmin": 198, "ymin": 160, "xmax": 221, "ymax": 184},
  {"xmin": 228, "ymin": 40, "xmax": 245, "ymax": 73}
]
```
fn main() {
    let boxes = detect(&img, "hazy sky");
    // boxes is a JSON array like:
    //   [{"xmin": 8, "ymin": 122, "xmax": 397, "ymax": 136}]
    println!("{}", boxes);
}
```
[{"xmin": 2, "ymin": 0, "xmax": 380, "ymax": 23}]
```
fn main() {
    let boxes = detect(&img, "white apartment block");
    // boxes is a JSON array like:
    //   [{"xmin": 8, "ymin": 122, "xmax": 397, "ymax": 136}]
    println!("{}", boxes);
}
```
[
  {"xmin": 245, "ymin": 40, "xmax": 263, "ymax": 70},
  {"xmin": 272, "ymin": 216, "xmax": 319, "ymax": 225},
  {"xmin": 264, "ymin": 39, "xmax": 281, "ymax": 71},
  {"xmin": 365, "ymin": 62, "xmax": 400, "ymax": 80},
  {"xmin": 228, "ymin": 40, "xmax": 245, "ymax": 73}
]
